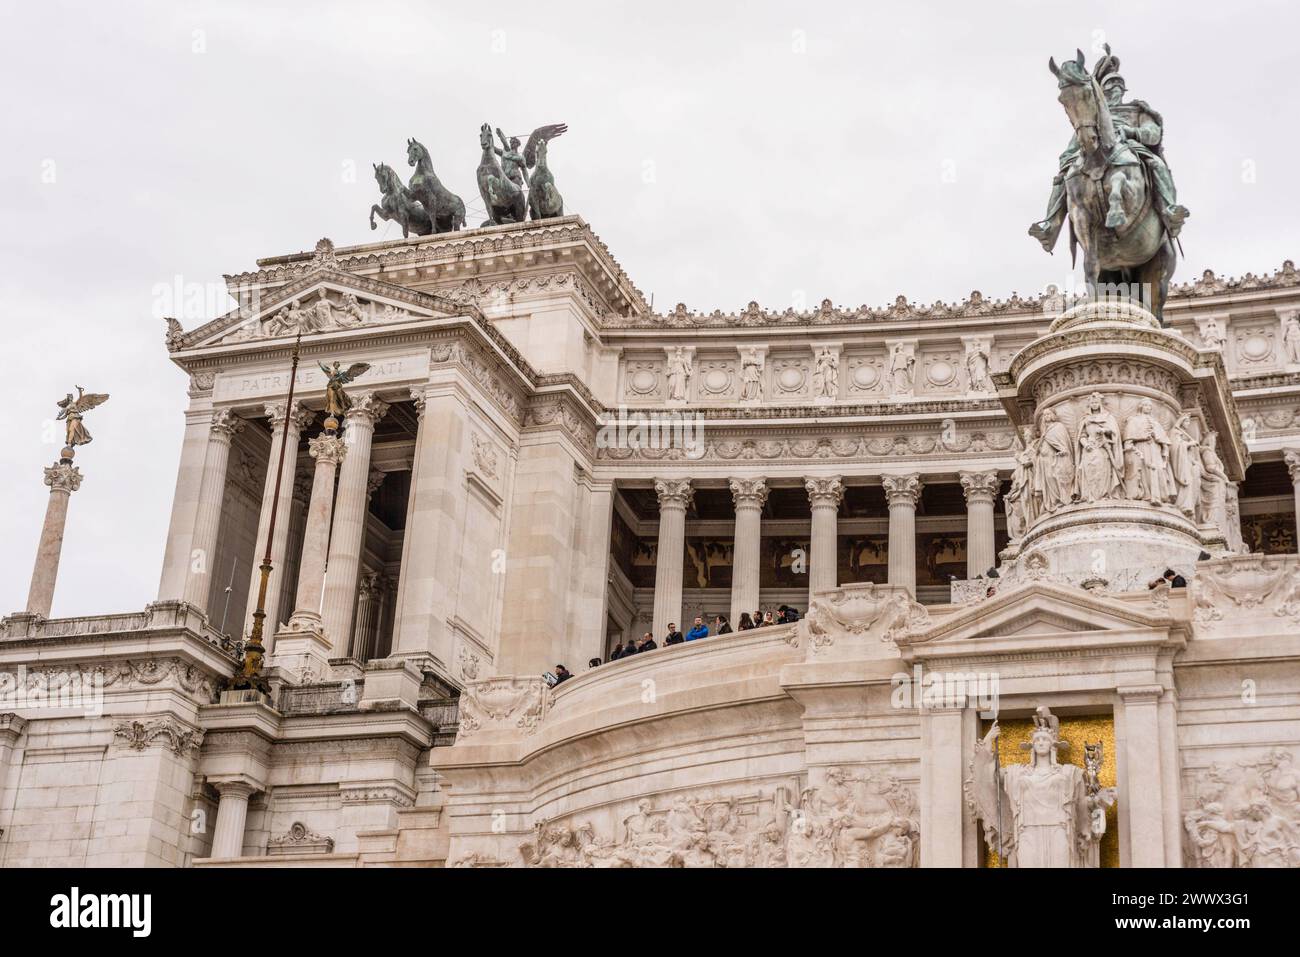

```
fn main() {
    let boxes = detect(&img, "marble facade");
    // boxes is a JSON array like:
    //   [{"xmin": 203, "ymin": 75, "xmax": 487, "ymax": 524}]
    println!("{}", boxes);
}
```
[{"xmin": 2, "ymin": 221, "xmax": 1299, "ymax": 867}]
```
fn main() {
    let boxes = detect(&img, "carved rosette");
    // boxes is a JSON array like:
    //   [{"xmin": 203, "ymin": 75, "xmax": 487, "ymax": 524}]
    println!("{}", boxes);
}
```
[
  {"xmin": 308, "ymin": 433, "xmax": 348, "ymax": 467},
  {"xmin": 882, "ymin": 473, "xmax": 923, "ymax": 508},
  {"xmin": 959, "ymin": 470, "xmax": 999, "ymax": 505},
  {"xmin": 729, "ymin": 477, "xmax": 769, "ymax": 511},
  {"xmin": 43, "ymin": 462, "xmax": 83, "ymax": 494},
  {"xmin": 654, "ymin": 478, "xmax": 694, "ymax": 512},
  {"xmin": 804, "ymin": 476, "xmax": 844, "ymax": 509}
]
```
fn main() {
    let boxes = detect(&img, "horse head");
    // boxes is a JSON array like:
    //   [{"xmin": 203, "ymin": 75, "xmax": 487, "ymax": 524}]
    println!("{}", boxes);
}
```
[
  {"xmin": 406, "ymin": 137, "xmax": 430, "ymax": 169},
  {"xmin": 479, "ymin": 123, "xmax": 494, "ymax": 152},
  {"xmin": 373, "ymin": 162, "xmax": 395, "ymax": 192},
  {"xmin": 1049, "ymin": 49, "xmax": 1107, "ymax": 154}
]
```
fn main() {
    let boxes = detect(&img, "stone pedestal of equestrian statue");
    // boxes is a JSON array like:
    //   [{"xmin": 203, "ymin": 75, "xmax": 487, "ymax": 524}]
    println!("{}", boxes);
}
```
[{"xmin": 993, "ymin": 299, "xmax": 1248, "ymax": 591}]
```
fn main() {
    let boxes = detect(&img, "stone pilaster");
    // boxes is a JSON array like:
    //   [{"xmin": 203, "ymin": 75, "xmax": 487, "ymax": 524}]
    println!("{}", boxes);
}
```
[
  {"xmin": 883, "ymin": 473, "xmax": 923, "ymax": 596},
  {"xmin": 1117, "ymin": 685, "xmax": 1170, "ymax": 867},
  {"xmin": 959, "ymin": 470, "xmax": 999, "ymax": 579},
  {"xmin": 24, "ymin": 461, "xmax": 84, "ymax": 618},
  {"xmin": 804, "ymin": 476, "xmax": 844, "ymax": 602},
  {"xmin": 1285, "ymin": 450, "xmax": 1300, "ymax": 552},
  {"xmin": 729, "ymin": 477, "xmax": 768, "ymax": 624},
  {"xmin": 321, "ymin": 394, "xmax": 389, "ymax": 657},
  {"xmin": 181, "ymin": 410, "xmax": 244, "ymax": 614},
  {"xmin": 209, "ymin": 780, "xmax": 256, "ymax": 859},
  {"xmin": 651, "ymin": 478, "xmax": 693, "ymax": 639},
  {"xmin": 243, "ymin": 402, "xmax": 315, "ymax": 639},
  {"xmin": 0, "ymin": 714, "xmax": 28, "ymax": 799}
]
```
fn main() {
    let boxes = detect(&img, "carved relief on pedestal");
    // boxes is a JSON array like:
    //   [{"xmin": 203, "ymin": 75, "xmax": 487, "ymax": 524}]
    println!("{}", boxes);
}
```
[
  {"xmin": 1183, "ymin": 749, "xmax": 1300, "ymax": 868},
  {"xmin": 790, "ymin": 583, "xmax": 930, "ymax": 655},
  {"xmin": 1189, "ymin": 553, "xmax": 1300, "ymax": 630},
  {"xmin": 267, "ymin": 821, "xmax": 335, "ymax": 856}
]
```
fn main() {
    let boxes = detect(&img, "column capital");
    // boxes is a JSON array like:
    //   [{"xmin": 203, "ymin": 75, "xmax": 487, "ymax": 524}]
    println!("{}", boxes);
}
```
[
  {"xmin": 959, "ymin": 470, "xmax": 1000, "ymax": 504},
  {"xmin": 366, "ymin": 468, "xmax": 386, "ymax": 501},
  {"xmin": 882, "ymin": 473, "xmax": 924, "ymax": 508},
  {"xmin": 654, "ymin": 477, "xmax": 694, "ymax": 510},
  {"xmin": 210, "ymin": 409, "xmax": 244, "ymax": 442},
  {"xmin": 43, "ymin": 462, "xmax": 83, "ymax": 494},
  {"xmin": 729, "ymin": 477, "xmax": 769, "ymax": 509},
  {"xmin": 345, "ymin": 392, "xmax": 391, "ymax": 429},
  {"xmin": 409, "ymin": 387, "xmax": 428, "ymax": 420},
  {"xmin": 210, "ymin": 778, "xmax": 259, "ymax": 799},
  {"xmin": 1285, "ymin": 448, "xmax": 1300, "ymax": 483},
  {"xmin": 308, "ymin": 433, "xmax": 348, "ymax": 466},
  {"xmin": 266, "ymin": 400, "xmax": 315, "ymax": 433},
  {"xmin": 804, "ymin": 476, "xmax": 844, "ymax": 508}
]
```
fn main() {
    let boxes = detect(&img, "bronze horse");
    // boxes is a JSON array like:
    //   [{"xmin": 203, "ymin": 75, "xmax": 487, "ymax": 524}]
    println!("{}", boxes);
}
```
[
  {"xmin": 406, "ymin": 137, "xmax": 466, "ymax": 234},
  {"xmin": 370, "ymin": 162, "xmax": 432, "ymax": 238},
  {"xmin": 476, "ymin": 122, "xmax": 527, "ymax": 227},
  {"xmin": 1047, "ymin": 50, "xmax": 1176, "ymax": 324}
]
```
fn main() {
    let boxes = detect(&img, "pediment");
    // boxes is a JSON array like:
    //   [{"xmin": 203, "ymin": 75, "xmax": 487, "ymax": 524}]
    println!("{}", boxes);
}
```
[
  {"xmin": 184, "ymin": 268, "xmax": 470, "ymax": 350},
  {"xmin": 902, "ymin": 581, "xmax": 1169, "ymax": 646}
]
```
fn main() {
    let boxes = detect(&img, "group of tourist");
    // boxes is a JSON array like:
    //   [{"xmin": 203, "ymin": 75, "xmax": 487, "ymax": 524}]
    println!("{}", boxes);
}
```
[{"xmin": 563, "ymin": 605, "xmax": 804, "ymax": 679}]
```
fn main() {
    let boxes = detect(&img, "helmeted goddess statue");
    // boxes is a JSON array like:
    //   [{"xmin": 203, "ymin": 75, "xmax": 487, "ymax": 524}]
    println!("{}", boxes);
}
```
[{"xmin": 966, "ymin": 707, "xmax": 1111, "ymax": 868}]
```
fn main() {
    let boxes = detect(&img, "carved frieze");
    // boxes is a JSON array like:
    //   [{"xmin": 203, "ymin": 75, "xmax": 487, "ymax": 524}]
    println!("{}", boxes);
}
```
[
  {"xmin": 457, "ymin": 676, "xmax": 550, "ymax": 740},
  {"xmin": 1183, "ymin": 749, "xmax": 1299, "ymax": 868},
  {"xmin": 112, "ymin": 718, "xmax": 203, "ymax": 756}
]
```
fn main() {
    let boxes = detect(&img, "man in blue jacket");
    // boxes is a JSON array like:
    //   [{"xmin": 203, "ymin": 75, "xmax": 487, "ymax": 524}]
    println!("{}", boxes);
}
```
[{"xmin": 685, "ymin": 616, "xmax": 709, "ymax": 641}]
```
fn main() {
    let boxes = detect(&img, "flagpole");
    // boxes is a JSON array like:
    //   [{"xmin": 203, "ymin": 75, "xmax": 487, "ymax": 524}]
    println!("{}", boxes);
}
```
[{"xmin": 231, "ymin": 332, "xmax": 303, "ymax": 693}]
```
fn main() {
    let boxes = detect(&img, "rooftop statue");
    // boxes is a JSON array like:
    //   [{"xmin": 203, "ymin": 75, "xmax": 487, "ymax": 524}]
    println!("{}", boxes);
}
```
[
  {"xmin": 477, "ymin": 122, "xmax": 528, "ymax": 227},
  {"xmin": 1030, "ymin": 45, "xmax": 1189, "ymax": 324},
  {"xmin": 406, "ymin": 137, "xmax": 466, "ymax": 234},
  {"xmin": 369, "ymin": 162, "xmax": 432, "ymax": 238},
  {"xmin": 523, "ymin": 123, "xmax": 568, "ymax": 221},
  {"xmin": 318, "ymin": 360, "xmax": 370, "ymax": 427}
]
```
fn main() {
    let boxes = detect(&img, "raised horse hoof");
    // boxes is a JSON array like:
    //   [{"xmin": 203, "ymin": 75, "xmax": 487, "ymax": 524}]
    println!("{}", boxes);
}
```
[{"xmin": 1105, "ymin": 210, "xmax": 1126, "ymax": 229}]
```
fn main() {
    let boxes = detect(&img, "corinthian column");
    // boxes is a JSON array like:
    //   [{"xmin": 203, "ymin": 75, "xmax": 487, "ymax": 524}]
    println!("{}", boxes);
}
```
[
  {"xmin": 25, "ymin": 461, "xmax": 84, "ymax": 617},
  {"xmin": 883, "ymin": 473, "xmax": 923, "ymax": 596},
  {"xmin": 285, "ymin": 432, "xmax": 347, "ymax": 632},
  {"xmin": 651, "ymin": 478, "xmax": 693, "ymax": 639},
  {"xmin": 959, "ymin": 470, "xmax": 1000, "ymax": 579},
  {"xmin": 320, "ymin": 395, "xmax": 389, "ymax": 656},
  {"xmin": 729, "ymin": 477, "xmax": 768, "ymax": 624},
  {"xmin": 244, "ymin": 402, "xmax": 315, "ymax": 638},
  {"xmin": 805, "ymin": 476, "xmax": 844, "ymax": 603},
  {"xmin": 1286, "ymin": 450, "xmax": 1300, "ymax": 552},
  {"xmin": 351, "ymin": 571, "xmax": 383, "ymax": 660},
  {"xmin": 182, "ymin": 410, "xmax": 244, "ymax": 614}
]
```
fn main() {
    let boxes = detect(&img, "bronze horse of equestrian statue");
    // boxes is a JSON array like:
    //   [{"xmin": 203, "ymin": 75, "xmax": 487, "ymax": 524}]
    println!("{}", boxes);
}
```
[
  {"xmin": 1044, "ymin": 50, "xmax": 1178, "ymax": 324},
  {"xmin": 370, "ymin": 162, "xmax": 432, "ymax": 238},
  {"xmin": 406, "ymin": 137, "xmax": 466, "ymax": 233}
]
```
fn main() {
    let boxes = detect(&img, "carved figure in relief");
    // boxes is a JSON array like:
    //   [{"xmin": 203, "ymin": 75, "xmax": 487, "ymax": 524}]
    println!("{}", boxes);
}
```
[
  {"xmin": 665, "ymin": 347, "xmax": 692, "ymax": 401},
  {"xmin": 1183, "ymin": 750, "xmax": 1300, "ymax": 868},
  {"xmin": 1284, "ymin": 313, "xmax": 1300, "ymax": 365},
  {"xmin": 965, "ymin": 340, "xmax": 994, "ymax": 392},
  {"xmin": 1034, "ymin": 408, "xmax": 1076, "ymax": 512},
  {"xmin": 1197, "ymin": 431, "xmax": 1231, "ymax": 529},
  {"xmin": 888, "ymin": 343, "xmax": 914, "ymax": 394},
  {"xmin": 740, "ymin": 348, "xmax": 764, "ymax": 400},
  {"xmin": 1075, "ymin": 392, "xmax": 1123, "ymax": 502},
  {"xmin": 813, "ymin": 347, "xmax": 839, "ymax": 398},
  {"xmin": 1122, "ymin": 398, "xmax": 1175, "ymax": 504},
  {"xmin": 1168, "ymin": 413, "xmax": 1203, "ymax": 517},
  {"xmin": 1005, "ymin": 426, "xmax": 1039, "ymax": 539}
]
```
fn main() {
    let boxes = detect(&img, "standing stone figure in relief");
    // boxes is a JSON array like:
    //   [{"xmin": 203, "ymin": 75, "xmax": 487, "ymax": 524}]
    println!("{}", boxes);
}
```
[
  {"xmin": 1075, "ymin": 393, "xmax": 1123, "ymax": 502},
  {"xmin": 965, "ymin": 340, "xmax": 994, "ymax": 392},
  {"xmin": 740, "ymin": 348, "xmax": 764, "ymax": 401},
  {"xmin": 967, "ymin": 707, "xmax": 1108, "ymax": 868},
  {"xmin": 665, "ymin": 348, "xmax": 692, "ymax": 402},
  {"xmin": 888, "ymin": 343, "xmax": 914, "ymax": 395},
  {"xmin": 1168, "ymin": 413, "xmax": 1204, "ymax": 517},
  {"xmin": 1197, "ymin": 431, "xmax": 1231, "ymax": 530},
  {"xmin": 1034, "ymin": 408, "xmax": 1076, "ymax": 512},
  {"xmin": 1005, "ymin": 426, "xmax": 1039, "ymax": 539},
  {"xmin": 1284, "ymin": 313, "xmax": 1300, "ymax": 365},
  {"xmin": 814, "ymin": 347, "xmax": 839, "ymax": 399},
  {"xmin": 1122, "ymin": 398, "xmax": 1175, "ymax": 504}
]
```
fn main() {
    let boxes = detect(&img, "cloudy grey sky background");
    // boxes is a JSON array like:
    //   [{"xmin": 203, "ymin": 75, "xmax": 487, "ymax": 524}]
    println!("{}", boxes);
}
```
[{"xmin": 1, "ymin": 0, "xmax": 1296, "ymax": 617}]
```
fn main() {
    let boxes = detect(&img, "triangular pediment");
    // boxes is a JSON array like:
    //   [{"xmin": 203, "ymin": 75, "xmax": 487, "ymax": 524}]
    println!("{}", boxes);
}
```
[
  {"xmin": 901, "ymin": 580, "xmax": 1170, "ymax": 646},
  {"xmin": 181, "ymin": 267, "xmax": 472, "ymax": 350}
]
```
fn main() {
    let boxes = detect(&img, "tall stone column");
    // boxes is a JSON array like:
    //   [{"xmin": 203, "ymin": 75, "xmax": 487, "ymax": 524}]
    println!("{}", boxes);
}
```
[
  {"xmin": 883, "ymin": 473, "xmax": 923, "ymax": 596},
  {"xmin": 285, "ymin": 432, "xmax": 347, "ymax": 633},
  {"xmin": 243, "ymin": 402, "xmax": 315, "ymax": 639},
  {"xmin": 729, "ymin": 477, "xmax": 767, "ymax": 623},
  {"xmin": 209, "ymin": 781, "xmax": 255, "ymax": 859},
  {"xmin": 320, "ymin": 395, "xmax": 389, "ymax": 657},
  {"xmin": 351, "ymin": 571, "xmax": 382, "ymax": 660},
  {"xmin": 1285, "ymin": 449, "xmax": 1300, "ymax": 551},
  {"xmin": 804, "ymin": 476, "xmax": 844, "ymax": 603},
  {"xmin": 959, "ymin": 470, "xmax": 999, "ymax": 579},
  {"xmin": 158, "ymin": 405, "xmax": 218, "ymax": 601},
  {"xmin": 182, "ymin": 410, "xmax": 244, "ymax": 614},
  {"xmin": 1118, "ymin": 685, "xmax": 1169, "ymax": 867},
  {"xmin": 651, "ymin": 479, "xmax": 692, "ymax": 640},
  {"xmin": 24, "ymin": 461, "xmax": 84, "ymax": 617}
]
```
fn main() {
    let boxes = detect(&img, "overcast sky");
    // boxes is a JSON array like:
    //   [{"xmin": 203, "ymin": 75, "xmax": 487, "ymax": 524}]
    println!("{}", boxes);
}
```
[{"xmin": 2, "ymin": 0, "xmax": 1296, "ymax": 618}]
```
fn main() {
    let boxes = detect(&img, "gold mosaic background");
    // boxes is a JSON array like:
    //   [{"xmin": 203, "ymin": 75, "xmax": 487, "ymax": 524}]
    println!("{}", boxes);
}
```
[{"xmin": 981, "ymin": 715, "xmax": 1118, "ymax": 868}]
